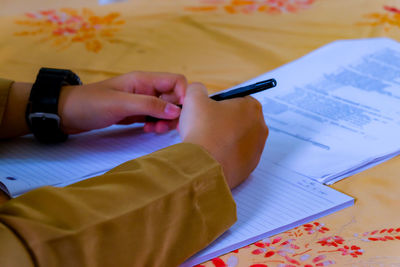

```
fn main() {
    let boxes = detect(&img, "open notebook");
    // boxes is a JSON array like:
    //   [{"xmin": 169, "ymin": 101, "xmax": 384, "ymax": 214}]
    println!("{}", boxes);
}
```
[{"xmin": 3, "ymin": 38, "xmax": 400, "ymax": 265}]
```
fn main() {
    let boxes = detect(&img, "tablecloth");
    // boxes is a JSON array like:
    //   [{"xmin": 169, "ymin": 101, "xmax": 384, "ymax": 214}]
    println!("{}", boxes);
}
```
[{"xmin": 1, "ymin": 0, "xmax": 399, "ymax": 266}]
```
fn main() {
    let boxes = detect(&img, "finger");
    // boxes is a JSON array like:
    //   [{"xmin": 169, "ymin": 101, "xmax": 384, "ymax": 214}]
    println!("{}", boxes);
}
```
[
  {"xmin": 117, "ymin": 115, "xmax": 146, "ymax": 125},
  {"xmin": 144, "ymin": 122, "xmax": 156, "ymax": 133},
  {"xmin": 154, "ymin": 119, "xmax": 179, "ymax": 134},
  {"xmin": 243, "ymin": 96, "xmax": 264, "ymax": 113},
  {"xmin": 184, "ymin": 82, "xmax": 209, "ymax": 104},
  {"xmin": 120, "ymin": 72, "xmax": 187, "ymax": 98},
  {"xmin": 148, "ymin": 72, "xmax": 187, "ymax": 98},
  {"xmin": 144, "ymin": 118, "xmax": 178, "ymax": 133},
  {"xmin": 160, "ymin": 119, "xmax": 178, "ymax": 131},
  {"xmin": 119, "ymin": 93, "xmax": 181, "ymax": 120},
  {"xmin": 159, "ymin": 92, "xmax": 179, "ymax": 104},
  {"xmin": 154, "ymin": 121, "xmax": 169, "ymax": 134}
]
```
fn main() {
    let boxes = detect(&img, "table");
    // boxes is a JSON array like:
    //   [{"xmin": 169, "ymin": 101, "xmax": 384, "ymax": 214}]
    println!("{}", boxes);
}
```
[{"xmin": 1, "ymin": 0, "xmax": 399, "ymax": 265}]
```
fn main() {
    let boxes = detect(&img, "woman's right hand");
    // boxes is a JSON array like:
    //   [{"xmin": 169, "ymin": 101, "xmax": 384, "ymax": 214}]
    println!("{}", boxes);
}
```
[{"xmin": 179, "ymin": 83, "xmax": 268, "ymax": 189}]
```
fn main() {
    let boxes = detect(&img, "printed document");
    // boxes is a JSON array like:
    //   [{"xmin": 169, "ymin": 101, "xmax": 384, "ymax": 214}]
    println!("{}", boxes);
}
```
[{"xmin": 244, "ymin": 37, "xmax": 400, "ymax": 184}]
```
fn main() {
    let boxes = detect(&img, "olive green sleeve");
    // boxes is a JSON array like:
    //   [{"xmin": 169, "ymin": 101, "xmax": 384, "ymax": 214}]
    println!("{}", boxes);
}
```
[
  {"xmin": 0, "ymin": 143, "xmax": 236, "ymax": 266},
  {"xmin": 0, "ymin": 78, "xmax": 13, "ymax": 125}
]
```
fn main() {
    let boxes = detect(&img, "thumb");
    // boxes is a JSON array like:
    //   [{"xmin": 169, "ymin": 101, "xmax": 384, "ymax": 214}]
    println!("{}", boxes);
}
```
[
  {"xmin": 120, "ymin": 93, "xmax": 181, "ymax": 120},
  {"xmin": 183, "ymin": 82, "xmax": 210, "ymax": 109},
  {"xmin": 185, "ymin": 82, "xmax": 209, "ymax": 102}
]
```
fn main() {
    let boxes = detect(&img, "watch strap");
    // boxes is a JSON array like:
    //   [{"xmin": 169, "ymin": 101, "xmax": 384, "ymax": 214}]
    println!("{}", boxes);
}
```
[{"xmin": 26, "ymin": 68, "xmax": 81, "ymax": 143}]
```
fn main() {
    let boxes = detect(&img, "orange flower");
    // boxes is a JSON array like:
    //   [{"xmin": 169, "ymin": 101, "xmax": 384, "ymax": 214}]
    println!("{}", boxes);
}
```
[
  {"xmin": 360, "ymin": 5, "xmax": 400, "ymax": 32},
  {"xmin": 185, "ymin": 0, "xmax": 316, "ymax": 14},
  {"xmin": 14, "ymin": 8, "xmax": 125, "ymax": 53}
]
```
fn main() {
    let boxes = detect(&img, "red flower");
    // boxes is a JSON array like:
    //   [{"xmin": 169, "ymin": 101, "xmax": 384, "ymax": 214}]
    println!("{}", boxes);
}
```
[
  {"xmin": 272, "ymin": 236, "xmax": 282, "ymax": 244},
  {"xmin": 252, "ymin": 248, "xmax": 265, "ymax": 255},
  {"xmin": 317, "ymin": 236, "xmax": 344, "ymax": 247},
  {"xmin": 383, "ymin": 5, "xmax": 400, "ymax": 14},
  {"xmin": 211, "ymin": 257, "xmax": 227, "ymax": 267},
  {"xmin": 254, "ymin": 242, "xmax": 265, "ymax": 248},
  {"xmin": 264, "ymin": 251, "xmax": 275, "ymax": 258},
  {"xmin": 303, "ymin": 222, "xmax": 330, "ymax": 234},
  {"xmin": 338, "ymin": 245, "xmax": 364, "ymax": 258}
]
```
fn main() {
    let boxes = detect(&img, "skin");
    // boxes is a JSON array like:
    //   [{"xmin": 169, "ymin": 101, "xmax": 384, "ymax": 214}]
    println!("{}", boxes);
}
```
[
  {"xmin": 58, "ymin": 72, "xmax": 187, "ymax": 135},
  {"xmin": 180, "ymin": 83, "xmax": 268, "ymax": 188},
  {"xmin": 0, "ymin": 72, "xmax": 187, "ymax": 138},
  {"xmin": 0, "ymin": 72, "xmax": 268, "ymax": 201}
]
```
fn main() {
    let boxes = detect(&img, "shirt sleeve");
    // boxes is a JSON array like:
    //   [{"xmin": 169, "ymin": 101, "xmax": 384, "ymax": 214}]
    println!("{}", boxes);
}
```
[
  {"xmin": 0, "ymin": 143, "xmax": 236, "ymax": 267},
  {"xmin": 0, "ymin": 78, "xmax": 13, "ymax": 126}
]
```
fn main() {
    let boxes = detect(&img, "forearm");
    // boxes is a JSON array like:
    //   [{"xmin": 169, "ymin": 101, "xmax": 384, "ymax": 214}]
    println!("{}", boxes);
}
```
[
  {"xmin": 0, "ymin": 82, "xmax": 31, "ymax": 139},
  {"xmin": 0, "ymin": 143, "xmax": 236, "ymax": 266}
]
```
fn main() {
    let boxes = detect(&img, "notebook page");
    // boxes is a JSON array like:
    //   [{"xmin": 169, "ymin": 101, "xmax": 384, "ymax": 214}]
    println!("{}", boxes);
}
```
[
  {"xmin": 0, "ymin": 125, "xmax": 179, "ymax": 196},
  {"xmin": 183, "ymin": 161, "xmax": 354, "ymax": 266}
]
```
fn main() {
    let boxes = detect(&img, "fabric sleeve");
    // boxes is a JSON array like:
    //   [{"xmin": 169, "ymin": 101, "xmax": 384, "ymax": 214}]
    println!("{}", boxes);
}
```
[
  {"xmin": 0, "ymin": 143, "xmax": 236, "ymax": 266},
  {"xmin": 0, "ymin": 78, "xmax": 13, "ymax": 125}
]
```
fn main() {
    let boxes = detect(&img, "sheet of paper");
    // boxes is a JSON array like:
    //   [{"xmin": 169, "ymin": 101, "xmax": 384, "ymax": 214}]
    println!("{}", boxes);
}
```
[
  {"xmin": 183, "ymin": 161, "xmax": 354, "ymax": 266},
  {"xmin": 239, "ymin": 37, "xmax": 400, "ymax": 184},
  {"xmin": 0, "ymin": 126, "xmax": 180, "ymax": 196}
]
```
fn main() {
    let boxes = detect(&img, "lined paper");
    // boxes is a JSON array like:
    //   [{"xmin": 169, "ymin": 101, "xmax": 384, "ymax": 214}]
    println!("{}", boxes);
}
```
[
  {"xmin": 0, "ymin": 124, "xmax": 354, "ymax": 266},
  {"xmin": 183, "ymin": 161, "xmax": 353, "ymax": 266},
  {"xmin": 0, "ymin": 125, "xmax": 180, "ymax": 196}
]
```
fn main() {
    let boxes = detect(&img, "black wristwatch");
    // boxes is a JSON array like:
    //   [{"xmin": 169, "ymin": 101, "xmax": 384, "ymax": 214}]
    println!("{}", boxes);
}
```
[{"xmin": 26, "ymin": 68, "xmax": 82, "ymax": 143}]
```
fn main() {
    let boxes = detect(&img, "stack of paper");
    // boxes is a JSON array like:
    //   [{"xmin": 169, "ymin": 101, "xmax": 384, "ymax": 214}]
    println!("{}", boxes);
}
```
[{"xmin": 244, "ymin": 37, "xmax": 400, "ymax": 185}]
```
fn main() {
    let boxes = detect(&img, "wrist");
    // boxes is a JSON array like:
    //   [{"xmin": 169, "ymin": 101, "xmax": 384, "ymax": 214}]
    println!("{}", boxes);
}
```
[
  {"xmin": 182, "ymin": 136, "xmax": 234, "ymax": 188},
  {"xmin": 57, "ymin": 84, "xmax": 82, "ymax": 134},
  {"xmin": 26, "ymin": 68, "xmax": 81, "ymax": 142}
]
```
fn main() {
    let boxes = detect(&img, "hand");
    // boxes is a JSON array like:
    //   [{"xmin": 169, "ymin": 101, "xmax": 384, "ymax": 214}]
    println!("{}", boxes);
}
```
[
  {"xmin": 58, "ymin": 72, "xmax": 187, "ymax": 134},
  {"xmin": 179, "ymin": 83, "xmax": 268, "ymax": 189}
]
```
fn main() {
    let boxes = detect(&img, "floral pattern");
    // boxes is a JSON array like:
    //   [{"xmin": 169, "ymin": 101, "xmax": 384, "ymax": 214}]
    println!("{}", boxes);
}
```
[
  {"xmin": 14, "ymin": 8, "xmax": 125, "ymax": 52},
  {"xmin": 184, "ymin": 0, "xmax": 316, "ymax": 14},
  {"xmin": 196, "ymin": 222, "xmax": 400, "ymax": 266},
  {"xmin": 360, "ymin": 5, "xmax": 400, "ymax": 32}
]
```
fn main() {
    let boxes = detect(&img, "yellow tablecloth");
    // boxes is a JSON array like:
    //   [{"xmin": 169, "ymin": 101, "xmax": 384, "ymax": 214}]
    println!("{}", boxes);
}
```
[{"xmin": 1, "ymin": 0, "xmax": 400, "ymax": 266}]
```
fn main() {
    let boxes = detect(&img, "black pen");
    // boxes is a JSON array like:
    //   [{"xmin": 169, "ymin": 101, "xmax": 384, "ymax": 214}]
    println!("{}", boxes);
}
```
[
  {"xmin": 147, "ymin": 78, "xmax": 277, "ymax": 121},
  {"xmin": 209, "ymin": 78, "xmax": 277, "ymax": 101}
]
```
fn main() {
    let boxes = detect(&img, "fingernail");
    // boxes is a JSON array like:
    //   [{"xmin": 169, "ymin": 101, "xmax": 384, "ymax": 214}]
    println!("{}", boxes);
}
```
[{"xmin": 164, "ymin": 103, "xmax": 180, "ymax": 116}]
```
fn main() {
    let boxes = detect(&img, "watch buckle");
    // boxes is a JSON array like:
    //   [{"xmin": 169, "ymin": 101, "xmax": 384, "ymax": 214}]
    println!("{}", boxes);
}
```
[{"xmin": 28, "ymin": 112, "xmax": 61, "ymax": 127}]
